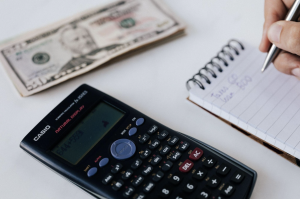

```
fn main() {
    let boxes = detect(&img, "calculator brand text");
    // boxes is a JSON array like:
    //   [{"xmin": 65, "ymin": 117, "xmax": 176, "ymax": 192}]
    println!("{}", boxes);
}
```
[{"xmin": 33, "ymin": 125, "xmax": 51, "ymax": 141}]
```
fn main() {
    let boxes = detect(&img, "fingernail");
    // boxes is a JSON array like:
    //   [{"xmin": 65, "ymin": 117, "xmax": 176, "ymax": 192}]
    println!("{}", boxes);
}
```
[
  {"xmin": 268, "ymin": 23, "xmax": 282, "ymax": 43},
  {"xmin": 291, "ymin": 68, "xmax": 300, "ymax": 78}
]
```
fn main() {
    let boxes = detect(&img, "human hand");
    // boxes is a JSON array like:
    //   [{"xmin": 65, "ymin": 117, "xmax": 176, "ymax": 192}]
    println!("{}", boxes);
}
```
[{"xmin": 259, "ymin": 0, "xmax": 300, "ymax": 78}]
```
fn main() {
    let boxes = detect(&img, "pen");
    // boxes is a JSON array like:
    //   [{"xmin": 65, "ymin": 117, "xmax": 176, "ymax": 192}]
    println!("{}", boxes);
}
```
[{"xmin": 261, "ymin": 0, "xmax": 300, "ymax": 72}]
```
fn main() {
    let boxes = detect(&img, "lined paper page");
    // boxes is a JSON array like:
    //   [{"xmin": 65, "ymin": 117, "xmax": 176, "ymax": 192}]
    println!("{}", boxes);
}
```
[{"xmin": 189, "ymin": 43, "xmax": 300, "ymax": 159}]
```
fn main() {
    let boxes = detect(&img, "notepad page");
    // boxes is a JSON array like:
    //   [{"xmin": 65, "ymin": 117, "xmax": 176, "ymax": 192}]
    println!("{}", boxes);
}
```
[{"xmin": 189, "ymin": 43, "xmax": 300, "ymax": 159}]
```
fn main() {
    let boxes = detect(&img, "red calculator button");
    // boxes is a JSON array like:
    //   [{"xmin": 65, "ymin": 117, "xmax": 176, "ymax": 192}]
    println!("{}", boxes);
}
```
[
  {"xmin": 189, "ymin": 147, "xmax": 203, "ymax": 161},
  {"xmin": 179, "ymin": 159, "xmax": 194, "ymax": 173}
]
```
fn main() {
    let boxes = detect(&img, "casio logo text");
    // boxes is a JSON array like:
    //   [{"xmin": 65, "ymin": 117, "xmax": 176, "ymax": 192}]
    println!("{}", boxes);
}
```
[{"xmin": 33, "ymin": 125, "xmax": 51, "ymax": 141}]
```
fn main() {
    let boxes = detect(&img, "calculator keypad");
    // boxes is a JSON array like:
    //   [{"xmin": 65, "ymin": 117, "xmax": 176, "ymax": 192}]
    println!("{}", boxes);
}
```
[{"xmin": 97, "ymin": 120, "xmax": 255, "ymax": 199}]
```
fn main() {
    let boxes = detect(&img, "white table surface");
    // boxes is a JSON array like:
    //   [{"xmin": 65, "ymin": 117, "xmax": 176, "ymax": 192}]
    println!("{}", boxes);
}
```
[{"xmin": 0, "ymin": 0, "xmax": 299, "ymax": 198}]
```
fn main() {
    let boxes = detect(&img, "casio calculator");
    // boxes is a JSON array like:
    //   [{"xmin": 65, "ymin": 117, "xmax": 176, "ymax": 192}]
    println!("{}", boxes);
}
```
[{"xmin": 20, "ymin": 84, "xmax": 257, "ymax": 199}]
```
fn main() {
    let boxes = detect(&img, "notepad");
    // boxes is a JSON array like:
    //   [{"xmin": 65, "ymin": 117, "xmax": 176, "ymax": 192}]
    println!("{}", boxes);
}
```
[{"xmin": 187, "ymin": 40, "xmax": 300, "ymax": 164}]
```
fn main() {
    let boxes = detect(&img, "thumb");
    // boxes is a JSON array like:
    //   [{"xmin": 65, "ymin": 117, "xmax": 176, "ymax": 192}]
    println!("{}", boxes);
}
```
[{"xmin": 268, "ymin": 21, "xmax": 300, "ymax": 55}]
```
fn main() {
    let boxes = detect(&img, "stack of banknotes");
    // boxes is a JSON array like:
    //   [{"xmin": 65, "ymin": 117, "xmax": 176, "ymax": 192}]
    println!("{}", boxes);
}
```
[{"xmin": 0, "ymin": 0, "xmax": 185, "ymax": 96}]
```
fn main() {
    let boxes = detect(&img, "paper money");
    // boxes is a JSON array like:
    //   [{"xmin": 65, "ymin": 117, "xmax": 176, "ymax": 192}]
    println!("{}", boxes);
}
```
[{"xmin": 0, "ymin": 0, "xmax": 185, "ymax": 96}]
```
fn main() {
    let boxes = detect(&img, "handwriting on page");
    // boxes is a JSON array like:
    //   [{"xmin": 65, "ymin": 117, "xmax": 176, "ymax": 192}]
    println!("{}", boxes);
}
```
[
  {"xmin": 210, "ymin": 74, "xmax": 252, "ymax": 103},
  {"xmin": 228, "ymin": 74, "xmax": 252, "ymax": 90}
]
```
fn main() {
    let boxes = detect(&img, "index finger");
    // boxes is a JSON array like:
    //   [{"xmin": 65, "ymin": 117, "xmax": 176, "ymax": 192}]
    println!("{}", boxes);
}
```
[{"xmin": 259, "ymin": 0, "xmax": 294, "ymax": 52}]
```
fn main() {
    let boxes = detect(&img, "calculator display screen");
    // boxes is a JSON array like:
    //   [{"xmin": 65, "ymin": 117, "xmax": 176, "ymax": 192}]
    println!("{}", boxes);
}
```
[{"xmin": 51, "ymin": 102, "xmax": 124, "ymax": 165}]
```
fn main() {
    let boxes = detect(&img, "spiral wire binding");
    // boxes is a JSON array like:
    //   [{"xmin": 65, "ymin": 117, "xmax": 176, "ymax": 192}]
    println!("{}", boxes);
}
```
[{"xmin": 186, "ymin": 40, "xmax": 244, "ymax": 91}]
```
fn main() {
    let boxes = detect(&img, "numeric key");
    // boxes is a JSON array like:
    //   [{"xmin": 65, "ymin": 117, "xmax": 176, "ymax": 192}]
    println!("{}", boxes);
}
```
[
  {"xmin": 169, "ymin": 172, "xmax": 183, "ymax": 185},
  {"xmin": 159, "ymin": 185, "xmax": 173, "ymax": 198},
  {"xmin": 197, "ymin": 188, "xmax": 211, "ymax": 199},
  {"xmin": 183, "ymin": 180, "xmax": 197, "ymax": 193}
]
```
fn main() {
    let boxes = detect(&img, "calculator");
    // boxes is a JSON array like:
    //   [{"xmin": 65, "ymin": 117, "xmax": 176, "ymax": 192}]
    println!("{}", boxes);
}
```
[{"xmin": 20, "ymin": 84, "xmax": 257, "ymax": 199}]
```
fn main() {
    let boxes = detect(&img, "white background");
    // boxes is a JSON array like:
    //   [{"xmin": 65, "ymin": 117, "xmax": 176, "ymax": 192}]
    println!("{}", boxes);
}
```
[{"xmin": 0, "ymin": 0, "xmax": 299, "ymax": 198}]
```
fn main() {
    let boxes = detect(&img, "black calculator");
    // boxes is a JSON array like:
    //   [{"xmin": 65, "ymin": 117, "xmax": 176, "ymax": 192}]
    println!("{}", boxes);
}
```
[{"xmin": 20, "ymin": 84, "xmax": 257, "ymax": 199}]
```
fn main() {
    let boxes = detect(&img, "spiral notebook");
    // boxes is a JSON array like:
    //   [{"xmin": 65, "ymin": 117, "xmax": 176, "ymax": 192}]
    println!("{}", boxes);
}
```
[{"xmin": 186, "ymin": 40, "xmax": 300, "ymax": 167}]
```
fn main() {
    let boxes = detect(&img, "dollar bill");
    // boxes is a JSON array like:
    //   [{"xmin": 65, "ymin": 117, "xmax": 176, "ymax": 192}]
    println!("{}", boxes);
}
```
[{"xmin": 0, "ymin": 0, "xmax": 185, "ymax": 96}]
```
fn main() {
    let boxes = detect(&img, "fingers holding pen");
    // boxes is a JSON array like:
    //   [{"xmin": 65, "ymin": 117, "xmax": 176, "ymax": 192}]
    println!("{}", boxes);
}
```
[
  {"xmin": 268, "ymin": 21, "xmax": 300, "ymax": 56},
  {"xmin": 259, "ymin": 0, "xmax": 296, "ymax": 52},
  {"xmin": 273, "ymin": 51, "xmax": 300, "ymax": 78}
]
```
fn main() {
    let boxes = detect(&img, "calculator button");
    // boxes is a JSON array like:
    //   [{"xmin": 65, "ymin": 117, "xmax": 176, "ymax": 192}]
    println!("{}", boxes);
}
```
[
  {"xmin": 221, "ymin": 183, "xmax": 236, "ymax": 196},
  {"xmin": 152, "ymin": 171, "xmax": 164, "ymax": 182},
  {"xmin": 197, "ymin": 188, "xmax": 211, "ymax": 199},
  {"xmin": 129, "ymin": 127, "xmax": 137, "ymax": 136},
  {"xmin": 102, "ymin": 173, "xmax": 113, "ymax": 185},
  {"xmin": 159, "ymin": 185, "xmax": 173, "ymax": 198},
  {"xmin": 151, "ymin": 155, "xmax": 162, "ymax": 166},
  {"xmin": 99, "ymin": 158, "xmax": 109, "ymax": 167},
  {"xmin": 143, "ymin": 182, "xmax": 155, "ymax": 193},
  {"xmin": 175, "ymin": 193, "xmax": 188, "ymax": 199},
  {"xmin": 110, "ymin": 139, "xmax": 136, "ymax": 160},
  {"xmin": 123, "ymin": 186, "xmax": 135, "ymax": 198},
  {"xmin": 168, "ymin": 136, "xmax": 179, "ymax": 146},
  {"xmin": 142, "ymin": 165, "xmax": 153, "ymax": 176},
  {"xmin": 111, "ymin": 163, "xmax": 123, "ymax": 174},
  {"xmin": 140, "ymin": 149, "xmax": 151, "ymax": 159},
  {"xmin": 136, "ymin": 193, "xmax": 146, "ymax": 199},
  {"xmin": 179, "ymin": 141, "xmax": 190, "ymax": 151},
  {"xmin": 170, "ymin": 151, "xmax": 182, "ymax": 161},
  {"xmin": 183, "ymin": 180, "xmax": 197, "ymax": 193},
  {"xmin": 207, "ymin": 175, "xmax": 221, "ymax": 188},
  {"xmin": 203, "ymin": 156, "xmax": 216, "ymax": 168},
  {"xmin": 139, "ymin": 134, "xmax": 150, "ymax": 144},
  {"xmin": 132, "ymin": 175, "xmax": 144, "ymax": 187},
  {"xmin": 169, "ymin": 172, "xmax": 183, "ymax": 185},
  {"xmin": 122, "ymin": 169, "xmax": 133, "ymax": 180},
  {"xmin": 230, "ymin": 170, "xmax": 245, "ymax": 183},
  {"xmin": 189, "ymin": 147, "xmax": 203, "ymax": 161},
  {"xmin": 149, "ymin": 139, "xmax": 160, "ymax": 149},
  {"xmin": 87, "ymin": 167, "xmax": 97, "ymax": 177},
  {"xmin": 179, "ymin": 159, "xmax": 194, "ymax": 173},
  {"xmin": 217, "ymin": 164, "xmax": 231, "ymax": 176},
  {"xmin": 160, "ymin": 145, "xmax": 171, "ymax": 155},
  {"xmin": 136, "ymin": 118, "xmax": 144, "ymax": 126},
  {"xmin": 162, "ymin": 160, "xmax": 173, "ymax": 171},
  {"xmin": 131, "ymin": 159, "xmax": 142, "ymax": 170},
  {"xmin": 158, "ymin": 130, "xmax": 169, "ymax": 140},
  {"xmin": 112, "ymin": 179, "xmax": 124, "ymax": 191},
  {"xmin": 192, "ymin": 168, "xmax": 207, "ymax": 180},
  {"xmin": 148, "ymin": 125, "xmax": 158, "ymax": 134}
]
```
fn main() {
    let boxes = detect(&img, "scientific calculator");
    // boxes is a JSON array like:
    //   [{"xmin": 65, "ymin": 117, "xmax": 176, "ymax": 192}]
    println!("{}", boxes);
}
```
[{"xmin": 20, "ymin": 84, "xmax": 257, "ymax": 199}]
